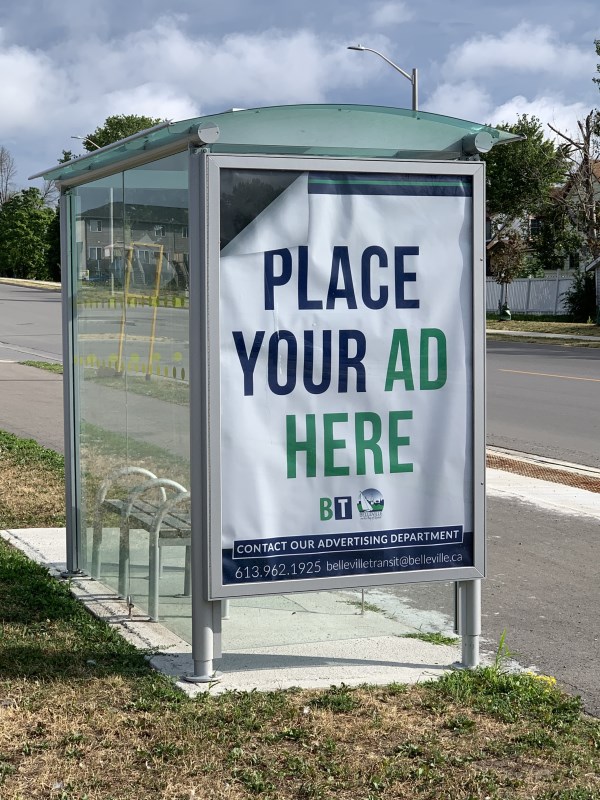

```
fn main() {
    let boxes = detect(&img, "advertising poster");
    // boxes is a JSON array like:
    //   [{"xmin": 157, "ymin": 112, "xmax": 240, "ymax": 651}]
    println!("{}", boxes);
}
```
[{"xmin": 214, "ymin": 165, "xmax": 479, "ymax": 594}]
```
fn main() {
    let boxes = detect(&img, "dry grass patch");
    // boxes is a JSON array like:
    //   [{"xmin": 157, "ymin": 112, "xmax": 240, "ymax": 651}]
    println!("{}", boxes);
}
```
[
  {"xmin": 1, "ymin": 665, "xmax": 599, "ymax": 799},
  {"xmin": 0, "ymin": 432, "xmax": 65, "ymax": 528},
  {"xmin": 487, "ymin": 319, "xmax": 600, "ymax": 337},
  {"xmin": 486, "ymin": 319, "xmax": 600, "ymax": 348}
]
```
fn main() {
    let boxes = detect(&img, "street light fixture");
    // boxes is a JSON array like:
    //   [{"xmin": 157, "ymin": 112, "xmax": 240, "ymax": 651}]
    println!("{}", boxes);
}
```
[
  {"xmin": 348, "ymin": 44, "xmax": 418, "ymax": 111},
  {"xmin": 71, "ymin": 135, "xmax": 101, "ymax": 149}
]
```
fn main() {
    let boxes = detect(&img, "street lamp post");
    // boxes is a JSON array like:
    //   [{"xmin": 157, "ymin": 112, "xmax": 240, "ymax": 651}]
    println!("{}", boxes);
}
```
[
  {"xmin": 71, "ymin": 135, "xmax": 102, "ymax": 150},
  {"xmin": 348, "ymin": 44, "xmax": 418, "ymax": 111}
]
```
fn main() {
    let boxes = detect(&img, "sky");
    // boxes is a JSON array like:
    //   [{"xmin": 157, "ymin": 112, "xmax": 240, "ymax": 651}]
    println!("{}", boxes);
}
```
[{"xmin": 1, "ymin": 0, "xmax": 598, "ymax": 191}]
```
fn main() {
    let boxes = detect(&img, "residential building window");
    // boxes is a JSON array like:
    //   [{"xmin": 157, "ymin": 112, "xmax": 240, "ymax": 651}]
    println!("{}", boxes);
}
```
[
  {"xmin": 154, "ymin": 225, "xmax": 166, "ymax": 237},
  {"xmin": 137, "ymin": 249, "xmax": 151, "ymax": 263},
  {"xmin": 182, "ymin": 226, "xmax": 188, "ymax": 238},
  {"xmin": 529, "ymin": 218, "xmax": 542, "ymax": 238},
  {"xmin": 89, "ymin": 220, "xmax": 102, "ymax": 232},
  {"xmin": 569, "ymin": 252, "xmax": 580, "ymax": 271},
  {"xmin": 88, "ymin": 246, "xmax": 102, "ymax": 260}
]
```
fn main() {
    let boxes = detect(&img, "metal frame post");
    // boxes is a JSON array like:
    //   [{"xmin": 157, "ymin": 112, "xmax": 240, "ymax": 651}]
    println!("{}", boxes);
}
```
[
  {"xmin": 185, "ymin": 145, "xmax": 221, "ymax": 683},
  {"xmin": 453, "ymin": 582, "xmax": 461, "ymax": 635},
  {"xmin": 459, "ymin": 579, "xmax": 481, "ymax": 667},
  {"xmin": 412, "ymin": 68, "xmax": 418, "ymax": 112},
  {"xmin": 61, "ymin": 192, "xmax": 84, "ymax": 576}
]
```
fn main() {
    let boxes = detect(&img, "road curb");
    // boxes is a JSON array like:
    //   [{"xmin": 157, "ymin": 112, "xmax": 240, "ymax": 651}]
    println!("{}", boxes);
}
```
[
  {"xmin": 487, "ymin": 447, "xmax": 600, "ymax": 495},
  {"xmin": 0, "ymin": 277, "xmax": 61, "ymax": 292},
  {"xmin": 486, "ymin": 328, "xmax": 600, "ymax": 342},
  {"xmin": 487, "ymin": 446, "xmax": 600, "ymax": 478}
]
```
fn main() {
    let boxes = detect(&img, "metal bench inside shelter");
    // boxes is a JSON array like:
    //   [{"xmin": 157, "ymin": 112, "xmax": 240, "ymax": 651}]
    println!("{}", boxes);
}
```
[{"xmin": 92, "ymin": 466, "xmax": 191, "ymax": 621}]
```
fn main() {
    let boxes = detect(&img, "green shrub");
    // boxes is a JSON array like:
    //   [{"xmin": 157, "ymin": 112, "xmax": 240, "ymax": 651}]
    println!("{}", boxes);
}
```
[{"xmin": 562, "ymin": 269, "xmax": 596, "ymax": 322}]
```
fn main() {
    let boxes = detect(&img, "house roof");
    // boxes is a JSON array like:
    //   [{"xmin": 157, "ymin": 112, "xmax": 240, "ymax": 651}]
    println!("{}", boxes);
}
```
[{"xmin": 32, "ymin": 104, "xmax": 524, "ymax": 187}]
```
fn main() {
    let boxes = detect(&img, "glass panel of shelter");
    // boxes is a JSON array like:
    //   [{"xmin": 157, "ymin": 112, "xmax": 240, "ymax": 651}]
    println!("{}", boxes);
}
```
[{"xmin": 71, "ymin": 153, "xmax": 191, "ymax": 637}]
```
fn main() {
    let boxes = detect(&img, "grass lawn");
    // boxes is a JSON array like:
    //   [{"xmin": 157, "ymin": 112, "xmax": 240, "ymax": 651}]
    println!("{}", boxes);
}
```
[
  {"xmin": 1, "ymin": 431, "xmax": 599, "ymax": 798},
  {"xmin": 486, "ymin": 318, "xmax": 600, "ymax": 336},
  {"xmin": 0, "ymin": 431, "xmax": 65, "ymax": 528},
  {"xmin": 485, "ymin": 317, "xmax": 600, "ymax": 348}
]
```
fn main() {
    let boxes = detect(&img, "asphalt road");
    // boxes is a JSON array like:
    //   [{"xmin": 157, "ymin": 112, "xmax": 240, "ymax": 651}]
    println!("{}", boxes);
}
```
[
  {"xmin": 487, "ymin": 340, "xmax": 600, "ymax": 468},
  {"xmin": 0, "ymin": 283, "xmax": 62, "ymax": 362},
  {"xmin": 485, "ymin": 494, "xmax": 600, "ymax": 717}
]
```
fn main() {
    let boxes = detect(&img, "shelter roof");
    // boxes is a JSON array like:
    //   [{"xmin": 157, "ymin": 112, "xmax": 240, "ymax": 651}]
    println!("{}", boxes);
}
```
[{"xmin": 33, "ymin": 104, "xmax": 523, "ymax": 187}]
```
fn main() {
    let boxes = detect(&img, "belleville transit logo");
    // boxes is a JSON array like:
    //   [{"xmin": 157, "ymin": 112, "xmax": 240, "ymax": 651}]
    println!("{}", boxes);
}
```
[{"xmin": 320, "ymin": 488, "xmax": 384, "ymax": 521}]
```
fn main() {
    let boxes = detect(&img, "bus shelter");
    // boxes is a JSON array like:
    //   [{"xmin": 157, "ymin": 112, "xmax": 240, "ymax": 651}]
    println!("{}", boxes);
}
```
[{"xmin": 35, "ymin": 105, "xmax": 521, "ymax": 682}]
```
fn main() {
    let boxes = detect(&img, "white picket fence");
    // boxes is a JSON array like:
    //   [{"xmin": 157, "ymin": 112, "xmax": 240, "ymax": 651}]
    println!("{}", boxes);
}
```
[{"xmin": 486, "ymin": 271, "xmax": 574, "ymax": 315}]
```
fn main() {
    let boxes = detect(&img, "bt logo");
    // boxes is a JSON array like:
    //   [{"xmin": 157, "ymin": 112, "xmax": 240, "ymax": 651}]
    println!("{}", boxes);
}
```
[{"xmin": 319, "ymin": 496, "xmax": 353, "ymax": 521}]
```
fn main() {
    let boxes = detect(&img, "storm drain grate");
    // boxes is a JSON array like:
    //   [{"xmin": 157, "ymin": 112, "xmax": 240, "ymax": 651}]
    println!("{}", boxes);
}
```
[{"xmin": 486, "ymin": 452, "xmax": 600, "ymax": 494}]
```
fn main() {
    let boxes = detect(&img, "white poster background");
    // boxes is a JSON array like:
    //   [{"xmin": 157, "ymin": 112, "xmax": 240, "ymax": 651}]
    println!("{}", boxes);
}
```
[{"xmin": 219, "ymin": 171, "xmax": 473, "ymax": 554}]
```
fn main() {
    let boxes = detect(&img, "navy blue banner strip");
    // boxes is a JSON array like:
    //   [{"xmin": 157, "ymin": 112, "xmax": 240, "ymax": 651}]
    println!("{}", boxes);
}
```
[
  {"xmin": 222, "ymin": 532, "xmax": 474, "ymax": 585},
  {"xmin": 232, "ymin": 526, "xmax": 464, "ymax": 560},
  {"xmin": 308, "ymin": 172, "xmax": 472, "ymax": 197}
]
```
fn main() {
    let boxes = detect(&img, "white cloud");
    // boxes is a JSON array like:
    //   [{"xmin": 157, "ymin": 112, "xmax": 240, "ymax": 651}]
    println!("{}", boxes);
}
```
[
  {"xmin": 43, "ymin": 20, "xmax": 375, "ymax": 119},
  {"xmin": 370, "ymin": 1, "xmax": 414, "ymax": 27},
  {"xmin": 0, "ymin": 18, "xmax": 380, "ymax": 181},
  {"xmin": 489, "ymin": 95, "xmax": 591, "ymax": 140},
  {"xmin": 0, "ymin": 41, "xmax": 66, "ymax": 132},
  {"xmin": 423, "ymin": 81, "xmax": 493, "ymax": 123},
  {"xmin": 102, "ymin": 85, "xmax": 198, "ymax": 124},
  {"xmin": 444, "ymin": 22, "xmax": 593, "ymax": 79},
  {"xmin": 424, "ymin": 78, "xmax": 591, "ymax": 147}
]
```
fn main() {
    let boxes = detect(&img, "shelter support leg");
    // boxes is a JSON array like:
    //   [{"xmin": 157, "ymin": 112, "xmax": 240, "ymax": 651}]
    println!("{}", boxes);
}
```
[
  {"xmin": 185, "ymin": 598, "xmax": 222, "ymax": 684},
  {"xmin": 459, "ymin": 579, "xmax": 481, "ymax": 668}
]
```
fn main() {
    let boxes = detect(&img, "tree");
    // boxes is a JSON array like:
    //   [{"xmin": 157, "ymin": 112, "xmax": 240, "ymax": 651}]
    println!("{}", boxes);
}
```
[
  {"xmin": 82, "ymin": 114, "xmax": 162, "ymax": 150},
  {"xmin": 562, "ymin": 267, "xmax": 596, "ymax": 321},
  {"xmin": 548, "ymin": 111, "xmax": 600, "ymax": 263},
  {"xmin": 45, "ymin": 206, "xmax": 61, "ymax": 282},
  {"xmin": 0, "ymin": 188, "xmax": 54, "ymax": 279},
  {"xmin": 487, "ymin": 228, "xmax": 528, "ymax": 314},
  {"xmin": 528, "ymin": 201, "xmax": 582, "ymax": 272},
  {"xmin": 483, "ymin": 114, "xmax": 568, "ymax": 222},
  {"xmin": 0, "ymin": 145, "xmax": 16, "ymax": 206},
  {"xmin": 482, "ymin": 115, "xmax": 569, "ymax": 297}
]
